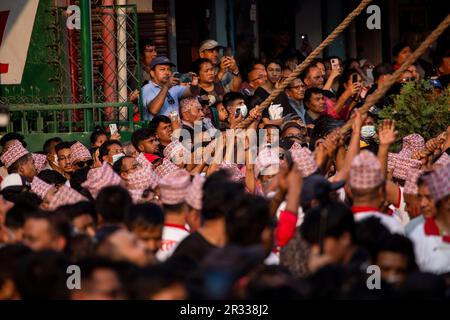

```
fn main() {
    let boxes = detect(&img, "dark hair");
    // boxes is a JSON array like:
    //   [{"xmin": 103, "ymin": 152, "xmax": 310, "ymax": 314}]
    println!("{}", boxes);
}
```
[
  {"xmin": 131, "ymin": 128, "xmax": 156, "ymax": 151},
  {"xmin": 69, "ymin": 167, "xmax": 91, "ymax": 199},
  {"xmin": 337, "ymin": 68, "xmax": 359, "ymax": 96},
  {"xmin": 149, "ymin": 115, "xmax": 171, "ymax": 132},
  {"xmin": 222, "ymin": 92, "xmax": 245, "ymax": 109},
  {"xmin": 202, "ymin": 171, "xmax": 246, "ymax": 220},
  {"xmin": 43, "ymin": 137, "xmax": 63, "ymax": 155},
  {"xmin": 6, "ymin": 190, "xmax": 41, "ymax": 207},
  {"xmin": 266, "ymin": 59, "xmax": 283, "ymax": 69},
  {"xmin": 5, "ymin": 204, "xmax": 35, "ymax": 230},
  {"xmin": 95, "ymin": 186, "xmax": 132, "ymax": 224},
  {"xmin": 54, "ymin": 201, "xmax": 97, "ymax": 225},
  {"xmin": 355, "ymin": 217, "xmax": 391, "ymax": 261},
  {"xmin": 162, "ymin": 203, "xmax": 185, "ymax": 213},
  {"xmin": 0, "ymin": 244, "xmax": 31, "ymax": 288},
  {"xmin": 303, "ymin": 87, "xmax": 323, "ymax": 107},
  {"xmin": 246, "ymin": 94, "xmax": 264, "ymax": 110},
  {"xmin": 225, "ymin": 194, "xmax": 271, "ymax": 246},
  {"xmin": 191, "ymin": 58, "xmax": 213, "ymax": 75},
  {"xmin": 37, "ymin": 169, "xmax": 67, "ymax": 186},
  {"xmin": 245, "ymin": 265, "xmax": 301, "ymax": 299},
  {"xmin": 13, "ymin": 250, "xmax": 70, "ymax": 299},
  {"xmin": 392, "ymin": 42, "xmax": 410, "ymax": 58},
  {"xmin": 300, "ymin": 201, "xmax": 356, "ymax": 245},
  {"xmin": 300, "ymin": 63, "xmax": 319, "ymax": 82},
  {"xmin": 25, "ymin": 210, "xmax": 72, "ymax": 245},
  {"xmin": 0, "ymin": 133, "xmax": 26, "ymax": 149},
  {"xmin": 55, "ymin": 141, "xmax": 75, "ymax": 154},
  {"xmin": 373, "ymin": 63, "xmax": 393, "ymax": 82},
  {"xmin": 66, "ymin": 234, "xmax": 95, "ymax": 263},
  {"xmin": 126, "ymin": 203, "xmax": 164, "ymax": 230},
  {"xmin": 90, "ymin": 126, "xmax": 107, "ymax": 146},
  {"xmin": 309, "ymin": 115, "xmax": 344, "ymax": 151},
  {"xmin": 99, "ymin": 140, "xmax": 122, "ymax": 162},
  {"xmin": 7, "ymin": 153, "xmax": 32, "ymax": 175},
  {"xmin": 376, "ymin": 234, "xmax": 417, "ymax": 272},
  {"xmin": 140, "ymin": 38, "xmax": 155, "ymax": 53}
]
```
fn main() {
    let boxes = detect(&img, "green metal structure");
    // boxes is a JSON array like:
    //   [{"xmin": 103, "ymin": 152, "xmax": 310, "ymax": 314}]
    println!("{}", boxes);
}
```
[{"xmin": 0, "ymin": 2, "xmax": 146, "ymax": 152}]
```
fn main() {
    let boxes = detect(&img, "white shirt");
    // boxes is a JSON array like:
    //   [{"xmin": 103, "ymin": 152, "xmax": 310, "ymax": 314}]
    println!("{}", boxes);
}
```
[
  {"xmin": 408, "ymin": 218, "xmax": 450, "ymax": 274},
  {"xmin": 155, "ymin": 223, "xmax": 190, "ymax": 262},
  {"xmin": 352, "ymin": 207, "xmax": 404, "ymax": 234},
  {"xmin": 387, "ymin": 186, "xmax": 410, "ymax": 226}
]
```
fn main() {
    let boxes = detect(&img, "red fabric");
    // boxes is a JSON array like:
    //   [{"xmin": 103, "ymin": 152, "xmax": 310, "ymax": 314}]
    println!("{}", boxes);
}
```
[
  {"xmin": 424, "ymin": 218, "xmax": 450, "ymax": 243},
  {"xmin": 144, "ymin": 153, "xmax": 160, "ymax": 163},
  {"xmin": 351, "ymin": 206, "xmax": 380, "ymax": 214},
  {"xmin": 275, "ymin": 210, "xmax": 298, "ymax": 247},
  {"xmin": 164, "ymin": 223, "xmax": 189, "ymax": 233}
]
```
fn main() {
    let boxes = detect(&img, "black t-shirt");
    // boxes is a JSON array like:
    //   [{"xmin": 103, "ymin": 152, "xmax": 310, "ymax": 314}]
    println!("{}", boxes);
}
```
[
  {"xmin": 172, "ymin": 231, "xmax": 217, "ymax": 264},
  {"xmin": 254, "ymin": 87, "xmax": 294, "ymax": 119}
]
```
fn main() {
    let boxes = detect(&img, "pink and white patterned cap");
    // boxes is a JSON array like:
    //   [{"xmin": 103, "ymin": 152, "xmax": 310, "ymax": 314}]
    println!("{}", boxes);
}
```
[
  {"xmin": 289, "ymin": 142, "xmax": 302, "ymax": 152},
  {"xmin": 403, "ymin": 168, "xmax": 423, "ymax": 195},
  {"xmin": 349, "ymin": 150, "xmax": 384, "ymax": 189},
  {"xmin": 158, "ymin": 169, "xmax": 191, "ymax": 205},
  {"xmin": 180, "ymin": 96, "xmax": 202, "ymax": 113},
  {"xmin": 0, "ymin": 140, "xmax": 29, "ymax": 169},
  {"xmin": 387, "ymin": 152, "xmax": 398, "ymax": 173},
  {"xmin": 31, "ymin": 176, "xmax": 54, "ymax": 199},
  {"xmin": 254, "ymin": 147, "xmax": 279, "ymax": 177},
  {"xmin": 81, "ymin": 162, "xmax": 122, "ymax": 198},
  {"xmin": 219, "ymin": 162, "xmax": 245, "ymax": 182},
  {"xmin": 422, "ymin": 163, "xmax": 450, "ymax": 203},
  {"xmin": 392, "ymin": 157, "xmax": 422, "ymax": 181},
  {"xmin": 185, "ymin": 174, "xmax": 205, "ymax": 211},
  {"xmin": 48, "ymin": 185, "xmax": 87, "ymax": 210},
  {"xmin": 398, "ymin": 134, "xmax": 425, "ymax": 158},
  {"xmin": 290, "ymin": 147, "xmax": 318, "ymax": 178},
  {"xmin": 129, "ymin": 188, "xmax": 144, "ymax": 204},
  {"xmin": 136, "ymin": 152, "xmax": 151, "ymax": 167},
  {"xmin": 127, "ymin": 164, "xmax": 159, "ymax": 190},
  {"xmin": 163, "ymin": 140, "xmax": 190, "ymax": 165},
  {"xmin": 70, "ymin": 141, "xmax": 92, "ymax": 164},
  {"xmin": 434, "ymin": 152, "xmax": 450, "ymax": 168},
  {"xmin": 154, "ymin": 158, "xmax": 180, "ymax": 178},
  {"xmin": 32, "ymin": 153, "xmax": 48, "ymax": 174}
]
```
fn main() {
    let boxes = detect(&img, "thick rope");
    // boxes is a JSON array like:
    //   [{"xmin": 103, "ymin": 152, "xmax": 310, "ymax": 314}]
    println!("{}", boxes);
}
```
[
  {"xmin": 412, "ymin": 131, "xmax": 448, "ymax": 160},
  {"xmin": 236, "ymin": 0, "xmax": 374, "ymax": 129},
  {"xmin": 340, "ymin": 13, "xmax": 450, "ymax": 133}
]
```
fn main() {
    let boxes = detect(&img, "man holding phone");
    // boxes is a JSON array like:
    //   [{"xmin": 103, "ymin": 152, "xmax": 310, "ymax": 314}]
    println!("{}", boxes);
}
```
[
  {"xmin": 199, "ymin": 39, "xmax": 242, "ymax": 92},
  {"xmin": 141, "ymin": 57, "xmax": 200, "ymax": 121}
]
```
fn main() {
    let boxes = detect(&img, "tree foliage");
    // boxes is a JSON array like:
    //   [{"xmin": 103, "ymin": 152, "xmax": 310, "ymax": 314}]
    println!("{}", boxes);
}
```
[{"xmin": 379, "ymin": 80, "xmax": 450, "ymax": 141}]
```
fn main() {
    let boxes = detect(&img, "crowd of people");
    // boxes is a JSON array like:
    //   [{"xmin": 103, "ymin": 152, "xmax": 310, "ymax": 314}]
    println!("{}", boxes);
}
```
[{"xmin": 0, "ymin": 37, "xmax": 449, "ymax": 300}]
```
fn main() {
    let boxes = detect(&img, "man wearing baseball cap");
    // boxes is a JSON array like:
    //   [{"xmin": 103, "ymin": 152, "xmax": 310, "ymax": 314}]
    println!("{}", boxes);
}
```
[
  {"xmin": 199, "ymin": 39, "xmax": 242, "ymax": 93},
  {"xmin": 141, "ymin": 56, "xmax": 199, "ymax": 121}
]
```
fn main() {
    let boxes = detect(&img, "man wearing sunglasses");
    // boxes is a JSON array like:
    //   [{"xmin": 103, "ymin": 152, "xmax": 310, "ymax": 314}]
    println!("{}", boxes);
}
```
[{"xmin": 142, "ymin": 57, "xmax": 200, "ymax": 121}]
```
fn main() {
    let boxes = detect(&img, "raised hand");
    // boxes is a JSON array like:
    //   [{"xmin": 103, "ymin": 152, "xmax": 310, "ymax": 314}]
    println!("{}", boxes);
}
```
[{"xmin": 378, "ymin": 119, "xmax": 398, "ymax": 146}]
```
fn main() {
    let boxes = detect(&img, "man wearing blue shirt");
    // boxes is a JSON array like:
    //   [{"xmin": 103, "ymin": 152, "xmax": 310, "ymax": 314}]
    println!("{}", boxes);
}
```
[{"xmin": 141, "ymin": 56, "xmax": 199, "ymax": 121}]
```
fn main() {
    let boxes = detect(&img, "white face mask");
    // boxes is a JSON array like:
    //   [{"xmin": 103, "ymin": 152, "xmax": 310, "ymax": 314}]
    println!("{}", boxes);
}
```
[
  {"xmin": 112, "ymin": 153, "xmax": 125, "ymax": 164},
  {"xmin": 361, "ymin": 125, "xmax": 376, "ymax": 139},
  {"xmin": 237, "ymin": 104, "xmax": 248, "ymax": 118}
]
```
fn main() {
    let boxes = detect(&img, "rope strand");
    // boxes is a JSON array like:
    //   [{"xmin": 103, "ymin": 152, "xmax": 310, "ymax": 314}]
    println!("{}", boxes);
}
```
[
  {"xmin": 237, "ymin": 0, "xmax": 374, "ymax": 129},
  {"xmin": 340, "ymin": 13, "xmax": 450, "ymax": 133}
]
